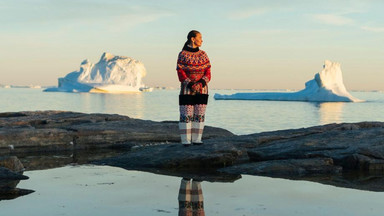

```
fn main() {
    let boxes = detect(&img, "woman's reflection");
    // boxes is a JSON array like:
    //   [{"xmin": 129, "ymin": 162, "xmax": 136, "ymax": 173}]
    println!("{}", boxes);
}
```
[{"xmin": 178, "ymin": 178, "xmax": 205, "ymax": 216}]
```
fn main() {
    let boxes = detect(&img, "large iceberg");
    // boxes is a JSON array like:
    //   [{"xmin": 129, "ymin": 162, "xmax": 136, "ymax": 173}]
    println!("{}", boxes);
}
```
[
  {"xmin": 214, "ymin": 60, "xmax": 362, "ymax": 102},
  {"xmin": 44, "ymin": 52, "xmax": 147, "ymax": 93}
]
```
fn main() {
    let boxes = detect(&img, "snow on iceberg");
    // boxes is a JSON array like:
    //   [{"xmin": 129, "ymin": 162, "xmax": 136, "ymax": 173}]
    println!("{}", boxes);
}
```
[
  {"xmin": 44, "ymin": 52, "xmax": 147, "ymax": 93},
  {"xmin": 214, "ymin": 60, "xmax": 362, "ymax": 102}
]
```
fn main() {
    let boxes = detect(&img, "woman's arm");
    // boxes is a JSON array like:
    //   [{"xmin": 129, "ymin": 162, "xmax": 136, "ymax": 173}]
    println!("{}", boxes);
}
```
[
  {"xmin": 200, "ymin": 67, "xmax": 211, "ymax": 87},
  {"xmin": 197, "ymin": 52, "xmax": 211, "ymax": 87},
  {"xmin": 177, "ymin": 52, "xmax": 192, "ymax": 84},
  {"xmin": 177, "ymin": 67, "xmax": 194, "ymax": 90},
  {"xmin": 177, "ymin": 67, "xmax": 191, "ymax": 83}
]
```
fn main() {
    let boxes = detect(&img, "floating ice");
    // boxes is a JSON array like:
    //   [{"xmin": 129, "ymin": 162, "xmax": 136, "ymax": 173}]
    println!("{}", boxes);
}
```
[
  {"xmin": 214, "ymin": 60, "xmax": 362, "ymax": 102},
  {"xmin": 44, "ymin": 52, "xmax": 147, "ymax": 93}
]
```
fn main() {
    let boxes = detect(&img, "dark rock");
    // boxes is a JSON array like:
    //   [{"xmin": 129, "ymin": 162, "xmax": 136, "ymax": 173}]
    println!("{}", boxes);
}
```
[
  {"xmin": 0, "ymin": 128, "xmax": 74, "ymax": 152},
  {"xmin": 2, "ymin": 111, "xmax": 384, "ymax": 192},
  {"xmin": 94, "ymin": 121, "xmax": 384, "ymax": 192},
  {"xmin": 337, "ymin": 154, "xmax": 384, "ymax": 171},
  {"xmin": 18, "ymin": 149, "xmax": 125, "ymax": 171},
  {"xmin": 0, "ymin": 112, "xmax": 27, "ymax": 118},
  {"xmin": 0, "ymin": 167, "xmax": 28, "ymax": 180},
  {"xmin": 243, "ymin": 122, "xmax": 384, "ymax": 172},
  {"xmin": 95, "ymin": 142, "xmax": 246, "ymax": 170},
  {"xmin": 0, "ymin": 156, "xmax": 34, "ymax": 200},
  {"xmin": 0, "ymin": 156, "xmax": 25, "ymax": 173},
  {"xmin": 218, "ymin": 158, "xmax": 342, "ymax": 177},
  {"xmin": 0, "ymin": 111, "xmax": 234, "ymax": 153}
]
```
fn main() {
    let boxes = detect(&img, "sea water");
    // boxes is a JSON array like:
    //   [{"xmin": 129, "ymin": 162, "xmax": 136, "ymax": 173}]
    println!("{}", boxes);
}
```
[
  {"xmin": 1, "ymin": 88, "xmax": 383, "ymax": 134},
  {"xmin": 1, "ymin": 88, "xmax": 384, "ymax": 215}
]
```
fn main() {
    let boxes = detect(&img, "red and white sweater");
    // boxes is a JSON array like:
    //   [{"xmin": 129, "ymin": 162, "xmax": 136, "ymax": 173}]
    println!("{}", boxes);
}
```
[{"xmin": 177, "ymin": 47, "xmax": 211, "ymax": 95}]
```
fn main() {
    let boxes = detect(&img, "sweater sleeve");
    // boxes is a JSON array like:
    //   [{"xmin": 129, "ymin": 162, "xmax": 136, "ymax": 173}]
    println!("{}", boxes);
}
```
[
  {"xmin": 177, "ymin": 67, "xmax": 191, "ymax": 83},
  {"xmin": 176, "ymin": 52, "xmax": 191, "ymax": 84},
  {"xmin": 201, "ymin": 52, "xmax": 211, "ymax": 86}
]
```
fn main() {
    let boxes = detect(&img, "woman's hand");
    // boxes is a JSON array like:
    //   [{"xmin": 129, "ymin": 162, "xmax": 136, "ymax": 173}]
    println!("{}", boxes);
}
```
[
  {"xmin": 187, "ymin": 81, "xmax": 195, "ymax": 90},
  {"xmin": 191, "ymin": 83, "xmax": 202, "ymax": 92}
]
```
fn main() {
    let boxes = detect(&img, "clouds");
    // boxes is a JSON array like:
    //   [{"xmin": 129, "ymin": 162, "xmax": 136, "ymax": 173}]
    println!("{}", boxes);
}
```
[
  {"xmin": 305, "ymin": 1, "xmax": 384, "ymax": 34},
  {"xmin": 361, "ymin": 26, "xmax": 384, "ymax": 33},
  {"xmin": 1, "ymin": 0, "xmax": 383, "ymax": 89},
  {"xmin": 228, "ymin": 7, "xmax": 269, "ymax": 20},
  {"xmin": 0, "ymin": 0, "xmax": 173, "ymax": 31},
  {"xmin": 224, "ymin": 0, "xmax": 383, "ymax": 35},
  {"xmin": 312, "ymin": 14, "xmax": 354, "ymax": 26},
  {"xmin": 311, "ymin": 12, "xmax": 384, "ymax": 34}
]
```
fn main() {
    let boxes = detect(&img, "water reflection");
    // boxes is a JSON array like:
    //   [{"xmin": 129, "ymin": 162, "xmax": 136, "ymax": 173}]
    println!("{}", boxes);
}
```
[
  {"xmin": 0, "ymin": 179, "xmax": 34, "ymax": 201},
  {"xmin": 79, "ymin": 92, "xmax": 145, "ymax": 119},
  {"xmin": 316, "ymin": 102, "xmax": 344, "ymax": 125},
  {"xmin": 178, "ymin": 178, "xmax": 205, "ymax": 216}
]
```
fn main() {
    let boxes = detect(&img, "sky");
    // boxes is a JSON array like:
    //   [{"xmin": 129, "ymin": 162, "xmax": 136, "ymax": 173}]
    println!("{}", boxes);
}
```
[{"xmin": 0, "ymin": 0, "xmax": 383, "ymax": 90}]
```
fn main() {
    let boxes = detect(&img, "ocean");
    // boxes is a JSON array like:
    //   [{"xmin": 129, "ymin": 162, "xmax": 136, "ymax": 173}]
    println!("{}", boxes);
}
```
[
  {"xmin": 1, "ymin": 88, "xmax": 384, "ymax": 134},
  {"xmin": 1, "ymin": 88, "xmax": 384, "ymax": 216}
]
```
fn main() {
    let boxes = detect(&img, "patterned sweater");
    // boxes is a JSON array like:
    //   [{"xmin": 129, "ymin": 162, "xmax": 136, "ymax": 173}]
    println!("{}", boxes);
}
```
[{"xmin": 177, "ymin": 46, "xmax": 211, "ymax": 95}]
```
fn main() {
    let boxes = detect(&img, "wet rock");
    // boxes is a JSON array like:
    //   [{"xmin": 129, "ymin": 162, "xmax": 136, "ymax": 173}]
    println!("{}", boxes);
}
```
[
  {"xmin": 0, "ymin": 156, "xmax": 33, "ymax": 200},
  {"xmin": 0, "ymin": 111, "xmax": 234, "ymax": 153},
  {"xmin": 95, "ymin": 142, "xmax": 246, "ymax": 170},
  {"xmin": 0, "ymin": 167, "xmax": 28, "ymax": 180},
  {"xmin": 0, "ymin": 112, "xmax": 27, "ymax": 118},
  {"xmin": 95, "ymin": 121, "xmax": 384, "ymax": 192},
  {"xmin": 0, "ymin": 156, "xmax": 25, "ymax": 173},
  {"xmin": 218, "ymin": 158, "xmax": 342, "ymax": 177},
  {"xmin": 2, "ymin": 111, "xmax": 384, "ymax": 192},
  {"xmin": 18, "ymin": 149, "xmax": 125, "ymax": 171},
  {"xmin": 0, "ymin": 128, "xmax": 74, "ymax": 152}
]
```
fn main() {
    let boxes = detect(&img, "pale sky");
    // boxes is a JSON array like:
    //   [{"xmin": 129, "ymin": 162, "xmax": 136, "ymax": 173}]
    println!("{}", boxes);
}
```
[{"xmin": 0, "ymin": 0, "xmax": 383, "ymax": 90}]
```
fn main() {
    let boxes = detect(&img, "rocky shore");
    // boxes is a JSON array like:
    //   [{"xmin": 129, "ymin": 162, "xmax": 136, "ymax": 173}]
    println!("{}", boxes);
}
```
[
  {"xmin": 0, "ymin": 156, "xmax": 33, "ymax": 200},
  {"xmin": 95, "ymin": 121, "xmax": 384, "ymax": 191},
  {"xmin": 0, "ymin": 110, "xmax": 234, "ymax": 154},
  {"xmin": 1, "ymin": 111, "xmax": 384, "ymax": 192}
]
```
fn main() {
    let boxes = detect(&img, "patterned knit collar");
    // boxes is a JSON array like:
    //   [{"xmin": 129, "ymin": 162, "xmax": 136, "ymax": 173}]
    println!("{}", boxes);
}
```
[{"xmin": 182, "ymin": 45, "xmax": 200, "ymax": 52}]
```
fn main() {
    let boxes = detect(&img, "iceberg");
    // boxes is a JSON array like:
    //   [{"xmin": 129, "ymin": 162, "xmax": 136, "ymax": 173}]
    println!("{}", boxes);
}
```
[
  {"xmin": 44, "ymin": 52, "xmax": 147, "ymax": 93},
  {"xmin": 214, "ymin": 60, "xmax": 362, "ymax": 102}
]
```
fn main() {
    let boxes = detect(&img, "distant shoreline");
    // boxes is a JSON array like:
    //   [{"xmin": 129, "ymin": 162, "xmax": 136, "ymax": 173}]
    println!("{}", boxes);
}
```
[{"xmin": 0, "ymin": 86, "xmax": 382, "ymax": 92}]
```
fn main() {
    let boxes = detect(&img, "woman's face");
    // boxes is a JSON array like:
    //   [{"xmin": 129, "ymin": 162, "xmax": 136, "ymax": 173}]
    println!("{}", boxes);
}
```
[{"xmin": 191, "ymin": 33, "xmax": 203, "ymax": 47}]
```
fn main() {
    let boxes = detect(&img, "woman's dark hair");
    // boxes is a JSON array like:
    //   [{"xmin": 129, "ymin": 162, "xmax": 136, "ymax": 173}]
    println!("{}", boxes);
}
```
[{"xmin": 183, "ymin": 30, "xmax": 201, "ymax": 50}]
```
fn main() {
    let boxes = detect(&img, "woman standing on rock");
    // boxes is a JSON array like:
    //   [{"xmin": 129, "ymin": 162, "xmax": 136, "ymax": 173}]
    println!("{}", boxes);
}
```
[{"xmin": 177, "ymin": 30, "xmax": 211, "ymax": 146}]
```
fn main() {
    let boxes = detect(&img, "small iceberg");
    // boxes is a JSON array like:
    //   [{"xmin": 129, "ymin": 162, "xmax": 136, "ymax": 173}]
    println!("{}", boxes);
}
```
[
  {"xmin": 44, "ymin": 52, "xmax": 147, "ymax": 93},
  {"xmin": 214, "ymin": 60, "xmax": 362, "ymax": 102}
]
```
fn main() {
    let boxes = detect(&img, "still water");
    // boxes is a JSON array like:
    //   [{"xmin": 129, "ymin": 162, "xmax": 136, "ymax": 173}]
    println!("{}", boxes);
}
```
[
  {"xmin": 2, "ymin": 165, "xmax": 384, "ymax": 216},
  {"xmin": 1, "ymin": 88, "xmax": 383, "ymax": 135},
  {"xmin": 1, "ymin": 88, "xmax": 384, "ymax": 215}
]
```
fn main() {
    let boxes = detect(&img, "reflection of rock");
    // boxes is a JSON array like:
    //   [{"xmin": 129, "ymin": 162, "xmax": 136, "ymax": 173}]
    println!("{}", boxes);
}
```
[
  {"xmin": 0, "ymin": 156, "xmax": 34, "ymax": 200},
  {"xmin": 95, "ymin": 121, "xmax": 384, "ymax": 192},
  {"xmin": 14, "ymin": 150, "xmax": 241, "ymax": 183},
  {"xmin": 0, "ymin": 111, "xmax": 234, "ymax": 153},
  {"xmin": 149, "ymin": 169, "xmax": 241, "ymax": 183}
]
